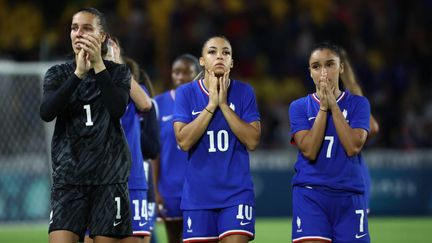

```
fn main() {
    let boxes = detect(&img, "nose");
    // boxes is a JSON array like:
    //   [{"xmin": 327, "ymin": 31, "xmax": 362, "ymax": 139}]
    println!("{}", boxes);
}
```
[
  {"xmin": 76, "ymin": 27, "xmax": 84, "ymax": 37},
  {"xmin": 216, "ymin": 51, "xmax": 224, "ymax": 59},
  {"xmin": 321, "ymin": 67, "xmax": 327, "ymax": 76}
]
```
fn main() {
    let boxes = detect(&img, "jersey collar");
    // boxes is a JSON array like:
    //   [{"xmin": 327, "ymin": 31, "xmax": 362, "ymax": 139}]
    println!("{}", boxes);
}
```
[
  {"xmin": 312, "ymin": 91, "xmax": 346, "ymax": 104},
  {"xmin": 198, "ymin": 79, "xmax": 209, "ymax": 96},
  {"xmin": 198, "ymin": 78, "xmax": 232, "ymax": 96}
]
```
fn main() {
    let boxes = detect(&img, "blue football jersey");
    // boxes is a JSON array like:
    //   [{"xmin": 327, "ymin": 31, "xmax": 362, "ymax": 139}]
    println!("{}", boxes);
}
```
[
  {"xmin": 174, "ymin": 79, "xmax": 260, "ymax": 210},
  {"xmin": 121, "ymin": 99, "xmax": 147, "ymax": 190},
  {"xmin": 154, "ymin": 90, "xmax": 188, "ymax": 198},
  {"xmin": 289, "ymin": 91, "xmax": 370, "ymax": 193}
]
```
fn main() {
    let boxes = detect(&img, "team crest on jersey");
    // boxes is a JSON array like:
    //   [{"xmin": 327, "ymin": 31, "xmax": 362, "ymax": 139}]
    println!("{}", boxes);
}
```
[
  {"xmin": 296, "ymin": 216, "xmax": 302, "ymax": 232},
  {"xmin": 187, "ymin": 216, "xmax": 193, "ymax": 232},
  {"xmin": 342, "ymin": 109, "xmax": 349, "ymax": 123},
  {"xmin": 229, "ymin": 102, "xmax": 235, "ymax": 111}
]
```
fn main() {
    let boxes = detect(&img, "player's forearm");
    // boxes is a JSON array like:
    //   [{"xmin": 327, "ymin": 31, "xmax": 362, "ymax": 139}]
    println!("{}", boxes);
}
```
[
  {"xmin": 95, "ymin": 69, "xmax": 129, "ymax": 118},
  {"xmin": 40, "ymin": 74, "xmax": 81, "ymax": 122},
  {"xmin": 331, "ymin": 107, "xmax": 367, "ymax": 156},
  {"xmin": 174, "ymin": 112, "xmax": 213, "ymax": 151},
  {"xmin": 368, "ymin": 115, "xmax": 379, "ymax": 139},
  {"xmin": 219, "ymin": 104, "xmax": 261, "ymax": 150},
  {"xmin": 130, "ymin": 79, "xmax": 152, "ymax": 112},
  {"xmin": 296, "ymin": 110, "xmax": 327, "ymax": 161}
]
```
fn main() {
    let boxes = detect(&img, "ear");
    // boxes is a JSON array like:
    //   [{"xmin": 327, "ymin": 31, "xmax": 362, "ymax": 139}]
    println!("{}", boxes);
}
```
[
  {"xmin": 199, "ymin": 57, "xmax": 205, "ymax": 67},
  {"xmin": 231, "ymin": 59, "xmax": 234, "ymax": 68},
  {"xmin": 339, "ymin": 62, "xmax": 344, "ymax": 74}
]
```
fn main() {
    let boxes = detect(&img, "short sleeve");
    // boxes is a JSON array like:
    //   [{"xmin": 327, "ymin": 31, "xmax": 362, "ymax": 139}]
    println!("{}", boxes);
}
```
[
  {"xmin": 241, "ymin": 84, "xmax": 260, "ymax": 123},
  {"xmin": 173, "ymin": 84, "xmax": 192, "ymax": 123},
  {"xmin": 349, "ymin": 96, "xmax": 371, "ymax": 132},
  {"xmin": 288, "ymin": 98, "xmax": 311, "ymax": 136}
]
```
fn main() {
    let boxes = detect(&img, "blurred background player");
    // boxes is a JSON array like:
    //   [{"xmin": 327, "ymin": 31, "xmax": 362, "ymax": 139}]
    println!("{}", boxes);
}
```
[
  {"xmin": 40, "ymin": 7, "xmax": 133, "ymax": 243},
  {"xmin": 173, "ymin": 36, "xmax": 261, "ymax": 243},
  {"xmin": 84, "ymin": 37, "xmax": 153, "ymax": 243},
  {"xmin": 289, "ymin": 42, "xmax": 371, "ymax": 243},
  {"xmin": 339, "ymin": 48, "xmax": 380, "ymax": 213},
  {"xmin": 136, "ymin": 67, "xmax": 160, "ymax": 243},
  {"xmin": 152, "ymin": 54, "xmax": 200, "ymax": 243}
]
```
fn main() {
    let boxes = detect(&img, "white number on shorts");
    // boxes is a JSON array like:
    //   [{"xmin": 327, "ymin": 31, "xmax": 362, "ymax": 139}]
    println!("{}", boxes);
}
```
[
  {"xmin": 207, "ymin": 130, "xmax": 229, "ymax": 152},
  {"xmin": 83, "ymin": 104, "xmax": 94, "ymax": 126},
  {"xmin": 355, "ymin": 209, "xmax": 365, "ymax": 232},
  {"xmin": 115, "ymin": 197, "xmax": 121, "ymax": 220},
  {"xmin": 236, "ymin": 204, "xmax": 253, "ymax": 220},
  {"xmin": 324, "ymin": 136, "xmax": 334, "ymax": 158},
  {"xmin": 132, "ymin": 199, "xmax": 148, "ymax": 221}
]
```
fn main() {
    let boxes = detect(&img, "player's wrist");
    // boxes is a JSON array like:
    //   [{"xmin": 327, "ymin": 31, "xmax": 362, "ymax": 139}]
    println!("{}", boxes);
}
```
[
  {"xmin": 74, "ymin": 70, "xmax": 85, "ymax": 79},
  {"xmin": 93, "ymin": 61, "xmax": 106, "ymax": 74},
  {"xmin": 206, "ymin": 104, "xmax": 217, "ymax": 113}
]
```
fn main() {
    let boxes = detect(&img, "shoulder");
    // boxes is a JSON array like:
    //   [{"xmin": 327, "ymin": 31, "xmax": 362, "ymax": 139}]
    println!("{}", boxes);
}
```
[
  {"xmin": 289, "ymin": 95, "xmax": 310, "ymax": 109},
  {"xmin": 345, "ymin": 91, "xmax": 370, "ymax": 106},
  {"xmin": 176, "ymin": 80, "xmax": 196, "ymax": 93},
  {"xmin": 44, "ymin": 61, "xmax": 74, "ymax": 81},
  {"xmin": 154, "ymin": 90, "xmax": 169, "ymax": 102},
  {"xmin": 46, "ymin": 61, "xmax": 73, "ymax": 74},
  {"xmin": 232, "ymin": 79, "xmax": 254, "ymax": 91},
  {"xmin": 104, "ymin": 60, "xmax": 129, "ymax": 74}
]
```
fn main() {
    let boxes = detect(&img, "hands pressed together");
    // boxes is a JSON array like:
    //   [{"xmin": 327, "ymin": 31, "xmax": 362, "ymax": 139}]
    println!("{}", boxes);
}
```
[
  {"xmin": 317, "ymin": 74, "xmax": 337, "ymax": 112},
  {"xmin": 74, "ymin": 33, "xmax": 105, "ymax": 78},
  {"xmin": 207, "ymin": 71, "xmax": 230, "ymax": 112}
]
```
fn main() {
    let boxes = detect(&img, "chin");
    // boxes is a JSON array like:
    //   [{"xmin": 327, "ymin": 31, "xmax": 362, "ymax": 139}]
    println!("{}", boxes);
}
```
[{"xmin": 214, "ymin": 70, "xmax": 225, "ymax": 76}]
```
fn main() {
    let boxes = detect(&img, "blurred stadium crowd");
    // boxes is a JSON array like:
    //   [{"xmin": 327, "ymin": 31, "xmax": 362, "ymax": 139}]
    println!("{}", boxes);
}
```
[{"xmin": 1, "ymin": 0, "xmax": 431, "ymax": 150}]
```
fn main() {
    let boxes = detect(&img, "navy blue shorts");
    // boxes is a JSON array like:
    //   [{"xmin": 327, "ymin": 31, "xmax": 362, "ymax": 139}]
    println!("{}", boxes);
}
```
[{"xmin": 182, "ymin": 204, "xmax": 255, "ymax": 242}]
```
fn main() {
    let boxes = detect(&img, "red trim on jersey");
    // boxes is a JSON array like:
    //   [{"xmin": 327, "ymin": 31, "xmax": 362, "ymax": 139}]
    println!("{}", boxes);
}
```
[
  {"xmin": 183, "ymin": 236, "xmax": 219, "ymax": 243},
  {"xmin": 293, "ymin": 236, "xmax": 332, "ymax": 243},
  {"xmin": 198, "ymin": 79, "xmax": 209, "ymax": 96},
  {"xmin": 312, "ymin": 93, "xmax": 320, "ymax": 103},
  {"xmin": 132, "ymin": 232, "xmax": 151, "ymax": 236},
  {"xmin": 219, "ymin": 230, "xmax": 254, "ymax": 240}
]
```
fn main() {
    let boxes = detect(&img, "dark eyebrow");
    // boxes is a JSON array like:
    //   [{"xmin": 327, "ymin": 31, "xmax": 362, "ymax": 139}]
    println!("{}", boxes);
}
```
[
  {"xmin": 208, "ymin": 46, "xmax": 231, "ymax": 50},
  {"xmin": 71, "ymin": 23, "xmax": 94, "ymax": 28}
]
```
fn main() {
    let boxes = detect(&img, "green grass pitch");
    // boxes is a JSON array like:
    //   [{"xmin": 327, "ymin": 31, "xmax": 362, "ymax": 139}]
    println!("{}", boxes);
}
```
[{"xmin": 0, "ymin": 217, "xmax": 430, "ymax": 242}]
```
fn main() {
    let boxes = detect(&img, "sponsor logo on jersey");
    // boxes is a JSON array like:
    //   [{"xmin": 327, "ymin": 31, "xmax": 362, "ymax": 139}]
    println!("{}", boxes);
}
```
[
  {"xmin": 192, "ymin": 110, "xmax": 201, "ymax": 115},
  {"xmin": 240, "ymin": 221, "xmax": 251, "ymax": 226},
  {"xmin": 355, "ymin": 233, "xmax": 367, "ymax": 239},
  {"xmin": 162, "ymin": 115, "xmax": 173, "ymax": 122}
]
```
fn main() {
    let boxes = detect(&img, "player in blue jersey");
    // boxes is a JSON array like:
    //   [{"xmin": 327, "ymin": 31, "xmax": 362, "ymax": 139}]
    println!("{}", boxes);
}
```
[
  {"xmin": 289, "ymin": 42, "xmax": 371, "ymax": 243},
  {"xmin": 339, "ymin": 49, "xmax": 380, "ymax": 214},
  {"xmin": 173, "ymin": 36, "xmax": 261, "ymax": 243},
  {"xmin": 108, "ymin": 38, "xmax": 153, "ymax": 243},
  {"xmin": 84, "ymin": 37, "xmax": 152, "ymax": 243},
  {"xmin": 153, "ymin": 54, "xmax": 200, "ymax": 243}
]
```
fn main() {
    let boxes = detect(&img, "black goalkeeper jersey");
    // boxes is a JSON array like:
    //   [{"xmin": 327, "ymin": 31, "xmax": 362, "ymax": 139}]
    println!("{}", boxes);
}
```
[{"xmin": 41, "ymin": 60, "xmax": 132, "ymax": 185}]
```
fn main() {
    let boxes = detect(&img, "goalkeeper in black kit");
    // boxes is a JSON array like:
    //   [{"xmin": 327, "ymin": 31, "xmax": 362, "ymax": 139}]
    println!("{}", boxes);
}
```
[{"xmin": 40, "ymin": 7, "xmax": 133, "ymax": 243}]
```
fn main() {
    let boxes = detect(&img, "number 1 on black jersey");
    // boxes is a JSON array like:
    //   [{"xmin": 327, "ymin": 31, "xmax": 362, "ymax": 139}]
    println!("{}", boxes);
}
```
[{"xmin": 83, "ymin": 104, "xmax": 94, "ymax": 126}]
